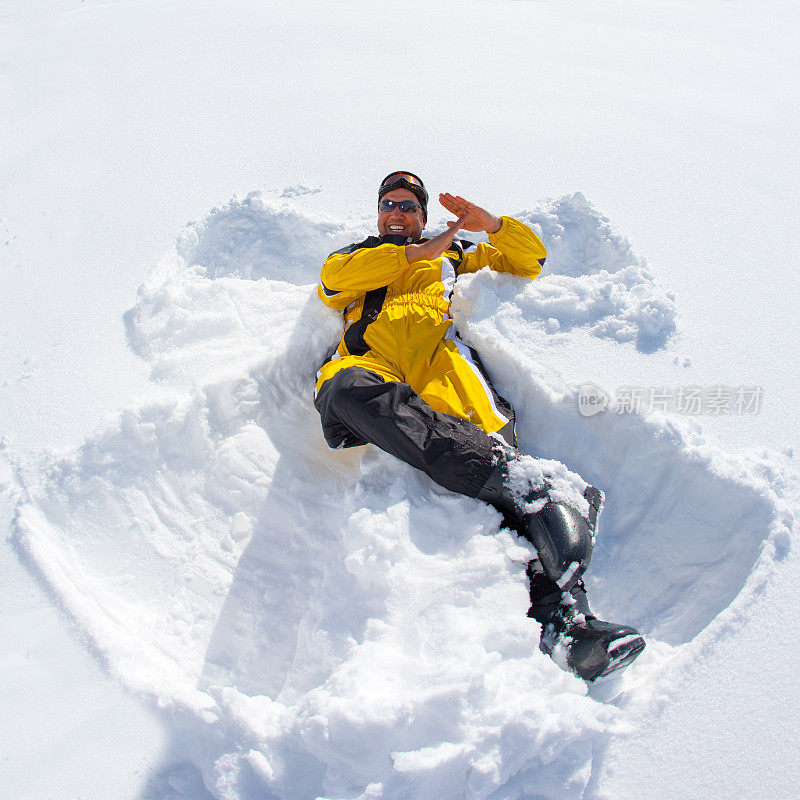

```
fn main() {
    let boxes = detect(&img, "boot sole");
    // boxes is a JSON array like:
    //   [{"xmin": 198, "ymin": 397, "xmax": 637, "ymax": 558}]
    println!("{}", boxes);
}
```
[{"xmin": 593, "ymin": 634, "xmax": 646, "ymax": 680}]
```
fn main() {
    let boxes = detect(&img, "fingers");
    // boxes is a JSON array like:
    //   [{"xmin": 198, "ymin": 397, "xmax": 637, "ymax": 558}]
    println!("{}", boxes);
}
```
[
  {"xmin": 440, "ymin": 199, "xmax": 457, "ymax": 217},
  {"xmin": 445, "ymin": 212, "xmax": 469, "ymax": 230},
  {"xmin": 440, "ymin": 193, "xmax": 485, "ymax": 233},
  {"xmin": 440, "ymin": 193, "xmax": 473, "ymax": 206},
  {"xmin": 439, "ymin": 192, "xmax": 472, "ymax": 214}
]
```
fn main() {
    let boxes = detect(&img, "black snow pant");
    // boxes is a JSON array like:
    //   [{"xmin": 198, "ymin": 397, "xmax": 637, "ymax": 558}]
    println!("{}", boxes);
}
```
[{"xmin": 314, "ymin": 366, "xmax": 504, "ymax": 499}]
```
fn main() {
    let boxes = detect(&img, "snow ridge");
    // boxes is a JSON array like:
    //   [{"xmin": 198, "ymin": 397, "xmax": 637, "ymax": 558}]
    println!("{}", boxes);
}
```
[{"xmin": 13, "ymin": 193, "xmax": 793, "ymax": 800}]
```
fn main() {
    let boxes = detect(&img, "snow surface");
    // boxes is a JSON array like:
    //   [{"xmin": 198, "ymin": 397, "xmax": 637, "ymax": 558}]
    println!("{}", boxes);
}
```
[
  {"xmin": 2, "ymin": 1, "xmax": 800, "ymax": 799},
  {"xmin": 10, "ymin": 193, "xmax": 799, "ymax": 799}
]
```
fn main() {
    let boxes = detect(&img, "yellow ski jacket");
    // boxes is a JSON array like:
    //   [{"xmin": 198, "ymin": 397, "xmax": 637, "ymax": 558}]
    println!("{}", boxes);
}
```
[
  {"xmin": 318, "ymin": 215, "xmax": 545, "ymax": 348},
  {"xmin": 315, "ymin": 215, "xmax": 547, "ymax": 435}
]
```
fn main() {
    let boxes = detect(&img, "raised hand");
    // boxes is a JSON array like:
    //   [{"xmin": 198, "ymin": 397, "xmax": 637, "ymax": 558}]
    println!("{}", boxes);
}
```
[{"xmin": 439, "ymin": 193, "xmax": 502, "ymax": 234}]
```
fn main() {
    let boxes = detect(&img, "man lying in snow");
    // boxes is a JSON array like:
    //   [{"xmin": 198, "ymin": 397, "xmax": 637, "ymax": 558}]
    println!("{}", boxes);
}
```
[{"xmin": 314, "ymin": 171, "xmax": 645, "ymax": 681}]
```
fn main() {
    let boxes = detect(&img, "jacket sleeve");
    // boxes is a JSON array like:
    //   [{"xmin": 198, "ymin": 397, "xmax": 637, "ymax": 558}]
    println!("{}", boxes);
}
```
[
  {"xmin": 318, "ymin": 242, "xmax": 411, "ymax": 310},
  {"xmin": 459, "ymin": 216, "xmax": 546, "ymax": 280}
]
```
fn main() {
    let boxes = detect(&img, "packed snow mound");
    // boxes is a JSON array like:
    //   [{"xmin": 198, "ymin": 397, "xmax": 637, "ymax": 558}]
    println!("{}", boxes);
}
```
[
  {"xmin": 14, "ymin": 194, "xmax": 793, "ymax": 800},
  {"xmin": 174, "ymin": 192, "xmax": 370, "ymax": 284}
]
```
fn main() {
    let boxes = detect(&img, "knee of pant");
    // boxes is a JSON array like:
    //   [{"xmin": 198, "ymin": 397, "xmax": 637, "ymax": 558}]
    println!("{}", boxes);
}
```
[
  {"xmin": 317, "ymin": 367, "xmax": 377, "ymax": 414},
  {"xmin": 525, "ymin": 501, "xmax": 593, "ymax": 591}
]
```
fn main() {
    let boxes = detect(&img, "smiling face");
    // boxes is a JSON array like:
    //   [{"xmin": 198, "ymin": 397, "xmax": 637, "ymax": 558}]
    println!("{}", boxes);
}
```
[{"xmin": 377, "ymin": 188, "xmax": 426, "ymax": 240}]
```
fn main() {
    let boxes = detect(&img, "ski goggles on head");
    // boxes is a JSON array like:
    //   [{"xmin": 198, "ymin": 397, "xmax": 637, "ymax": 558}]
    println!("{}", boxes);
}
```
[
  {"xmin": 380, "ymin": 172, "xmax": 424, "ymax": 190},
  {"xmin": 378, "ymin": 199, "xmax": 422, "ymax": 214}
]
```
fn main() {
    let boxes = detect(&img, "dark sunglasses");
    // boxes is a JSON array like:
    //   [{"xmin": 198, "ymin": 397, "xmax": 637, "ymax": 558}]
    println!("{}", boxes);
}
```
[{"xmin": 379, "ymin": 199, "xmax": 421, "ymax": 213}]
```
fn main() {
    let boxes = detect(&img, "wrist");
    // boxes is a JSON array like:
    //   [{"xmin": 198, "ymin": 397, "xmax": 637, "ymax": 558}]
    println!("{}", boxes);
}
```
[
  {"xmin": 404, "ymin": 242, "xmax": 426, "ymax": 264},
  {"xmin": 486, "ymin": 215, "xmax": 503, "ymax": 235}
]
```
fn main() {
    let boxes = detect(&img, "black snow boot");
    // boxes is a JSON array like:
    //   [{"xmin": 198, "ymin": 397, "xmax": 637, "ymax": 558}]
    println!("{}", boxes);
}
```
[
  {"xmin": 477, "ymin": 444, "xmax": 645, "ymax": 681},
  {"xmin": 528, "ymin": 572, "xmax": 646, "ymax": 682},
  {"xmin": 476, "ymin": 445, "xmax": 599, "ymax": 585}
]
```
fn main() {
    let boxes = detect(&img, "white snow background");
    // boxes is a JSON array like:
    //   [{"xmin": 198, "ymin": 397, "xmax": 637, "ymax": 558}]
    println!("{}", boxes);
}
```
[{"xmin": 2, "ymin": 1, "xmax": 799, "ymax": 799}]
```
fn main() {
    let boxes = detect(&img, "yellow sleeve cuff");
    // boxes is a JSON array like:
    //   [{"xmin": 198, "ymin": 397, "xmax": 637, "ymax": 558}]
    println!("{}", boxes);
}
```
[{"xmin": 487, "ymin": 215, "xmax": 510, "ymax": 244}]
